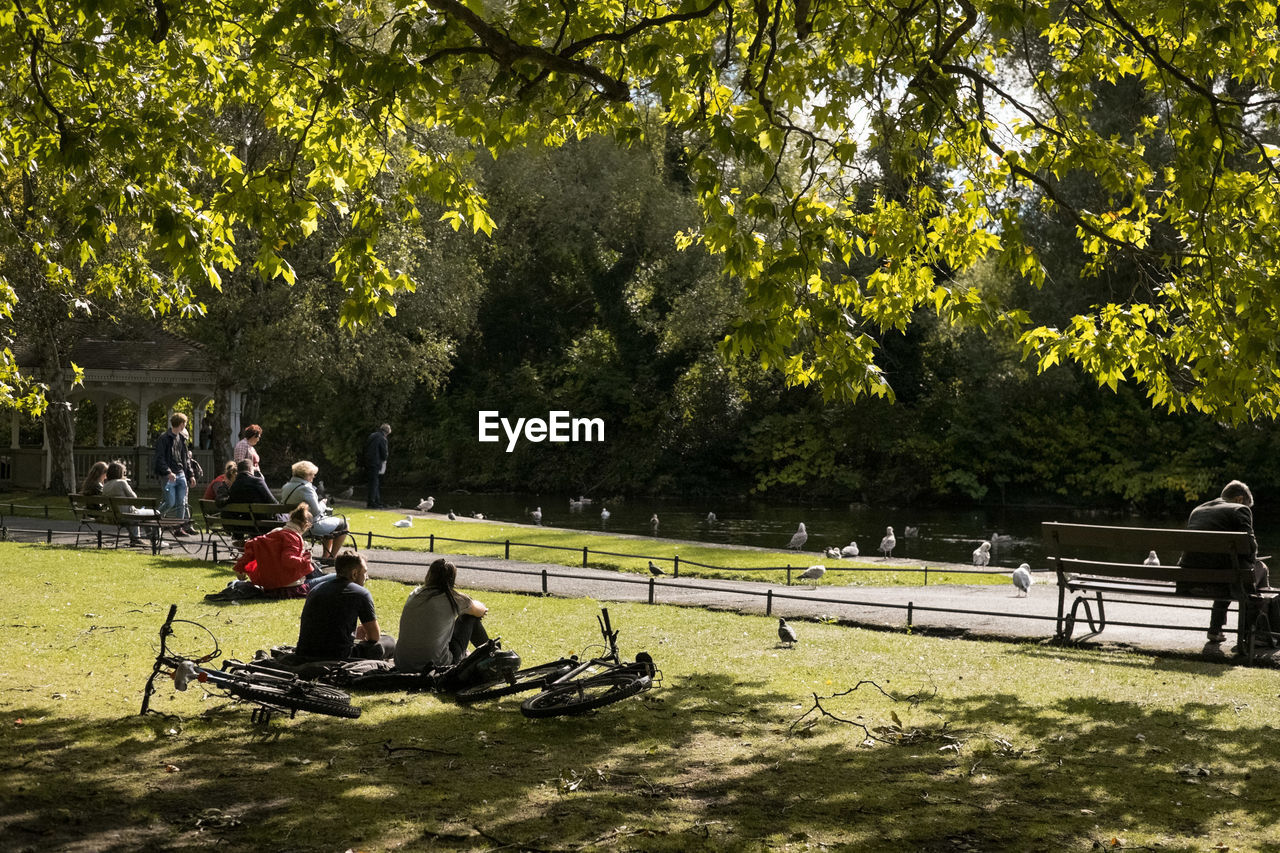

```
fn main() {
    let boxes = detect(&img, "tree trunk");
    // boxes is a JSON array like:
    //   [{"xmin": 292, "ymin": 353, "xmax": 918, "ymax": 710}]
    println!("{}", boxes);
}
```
[
  {"xmin": 44, "ymin": 393, "xmax": 75, "ymax": 494},
  {"xmin": 211, "ymin": 380, "xmax": 234, "ymax": 467}
]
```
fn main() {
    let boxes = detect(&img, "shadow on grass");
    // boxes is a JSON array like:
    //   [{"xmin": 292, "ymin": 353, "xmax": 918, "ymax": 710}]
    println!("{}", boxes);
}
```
[{"xmin": 6, "ymin": 665, "xmax": 1280, "ymax": 852}]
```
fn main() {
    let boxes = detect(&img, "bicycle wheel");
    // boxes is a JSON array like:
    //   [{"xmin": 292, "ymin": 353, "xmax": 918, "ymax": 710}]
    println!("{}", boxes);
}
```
[
  {"xmin": 455, "ymin": 660, "xmax": 577, "ymax": 704},
  {"xmin": 224, "ymin": 679, "xmax": 361, "ymax": 719},
  {"xmin": 520, "ymin": 668, "xmax": 652, "ymax": 718}
]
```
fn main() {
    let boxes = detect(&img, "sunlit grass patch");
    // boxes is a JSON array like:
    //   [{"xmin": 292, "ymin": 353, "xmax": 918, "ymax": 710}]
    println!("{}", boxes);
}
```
[{"xmin": 3, "ymin": 543, "xmax": 1279, "ymax": 851}]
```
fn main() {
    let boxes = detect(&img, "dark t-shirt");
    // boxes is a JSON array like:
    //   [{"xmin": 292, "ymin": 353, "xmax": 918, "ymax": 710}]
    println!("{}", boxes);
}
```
[{"xmin": 296, "ymin": 575, "xmax": 377, "ymax": 660}]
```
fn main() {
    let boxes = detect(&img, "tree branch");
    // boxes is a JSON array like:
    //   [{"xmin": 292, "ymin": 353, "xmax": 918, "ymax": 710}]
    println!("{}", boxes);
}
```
[{"xmin": 424, "ymin": 0, "xmax": 630, "ymax": 101}]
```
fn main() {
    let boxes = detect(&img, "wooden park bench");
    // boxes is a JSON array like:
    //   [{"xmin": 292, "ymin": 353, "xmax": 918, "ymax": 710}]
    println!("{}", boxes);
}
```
[
  {"xmin": 69, "ymin": 493, "xmax": 121, "ymax": 548},
  {"xmin": 107, "ymin": 495, "xmax": 200, "ymax": 554},
  {"xmin": 1043, "ymin": 521, "xmax": 1275, "ymax": 661}
]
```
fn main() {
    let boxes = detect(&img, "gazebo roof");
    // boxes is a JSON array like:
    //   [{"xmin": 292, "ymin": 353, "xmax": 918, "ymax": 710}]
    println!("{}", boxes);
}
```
[
  {"xmin": 17, "ymin": 327, "xmax": 208, "ymax": 372},
  {"xmin": 70, "ymin": 332, "xmax": 208, "ymax": 372}
]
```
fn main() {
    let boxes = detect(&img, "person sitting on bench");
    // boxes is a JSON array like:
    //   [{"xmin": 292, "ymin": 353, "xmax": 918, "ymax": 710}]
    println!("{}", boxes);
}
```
[
  {"xmin": 295, "ymin": 551, "xmax": 395, "ymax": 661},
  {"xmin": 1178, "ymin": 479, "xmax": 1274, "ymax": 644},
  {"xmin": 279, "ymin": 460, "xmax": 348, "ymax": 563},
  {"xmin": 231, "ymin": 504, "xmax": 324, "ymax": 599}
]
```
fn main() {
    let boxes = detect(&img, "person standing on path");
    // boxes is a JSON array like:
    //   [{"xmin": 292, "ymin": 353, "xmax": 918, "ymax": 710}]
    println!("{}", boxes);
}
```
[
  {"xmin": 233, "ymin": 424, "xmax": 262, "ymax": 476},
  {"xmin": 365, "ymin": 423, "xmax": 391, "ymax": 508},
  {"xmin": 154, "ymin": 413, "xmax": 197, "ymax": 536}
]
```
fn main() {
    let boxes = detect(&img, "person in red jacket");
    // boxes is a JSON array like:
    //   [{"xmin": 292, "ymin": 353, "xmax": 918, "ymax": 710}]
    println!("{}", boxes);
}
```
[{"xmin": 232, "ymin": 504, "xmax": 323, "ymax": 598}]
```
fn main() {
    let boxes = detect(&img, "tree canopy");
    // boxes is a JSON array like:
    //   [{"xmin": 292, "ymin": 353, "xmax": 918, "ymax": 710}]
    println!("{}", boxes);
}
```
[{"xmin": 4, "ymin": 0, "xmax": 1280, "ymax": 422}]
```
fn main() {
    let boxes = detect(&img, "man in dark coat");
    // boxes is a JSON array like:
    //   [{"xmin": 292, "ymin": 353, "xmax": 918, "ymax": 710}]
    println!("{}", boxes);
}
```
[
  {"xmin": 1178, "ymin": 479, "xmax": 1270, "ymax": 643},
  {"xmin": 364, "ymin": 423, "xmax": 391, "ymax": 508},
  {"xmin": 154, "ymin": 412, "xmax": 198, "ymax": 535}
]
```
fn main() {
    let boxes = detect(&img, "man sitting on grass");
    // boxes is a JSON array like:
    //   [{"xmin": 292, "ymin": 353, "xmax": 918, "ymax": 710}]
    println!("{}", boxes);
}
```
[{"xmin": 295, "ymin": 551, "xmax": 395, "ymax": 661}]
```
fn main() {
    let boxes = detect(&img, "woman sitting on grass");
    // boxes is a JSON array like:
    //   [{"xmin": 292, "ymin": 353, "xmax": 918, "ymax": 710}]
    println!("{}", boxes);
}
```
[
  {"xmin": 394, "ymin": 558, "xmax": 491, "ymax": 672},
  {"xmin": 231, "ymin": 504, "xmax": 324, "ymax": 599}
]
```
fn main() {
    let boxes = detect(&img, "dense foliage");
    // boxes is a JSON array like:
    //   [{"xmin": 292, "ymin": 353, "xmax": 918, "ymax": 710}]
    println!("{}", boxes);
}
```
[{"xmin": 7, "ymin": 1, "xmax": 1280, "ymax": 502}]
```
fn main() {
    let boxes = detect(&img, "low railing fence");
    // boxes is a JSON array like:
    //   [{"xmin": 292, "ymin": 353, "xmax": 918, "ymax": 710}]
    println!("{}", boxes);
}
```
[
  {"xmin": 0, "ymin": 518, "xmax": 1236, "ymax": 642},
  {"xmin": 358, "ymin": 530, "xmax": 1010, "ymax": 585}
]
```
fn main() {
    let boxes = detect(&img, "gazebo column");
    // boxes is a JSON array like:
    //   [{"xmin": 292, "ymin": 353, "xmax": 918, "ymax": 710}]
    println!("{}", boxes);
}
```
[
  {"xmin": 136, "ymin": 390, "xmax": 153, "ymax": 447},
  {"xmin": 229, "ymin": 390, "xmax": 243, "ymax": 443}
]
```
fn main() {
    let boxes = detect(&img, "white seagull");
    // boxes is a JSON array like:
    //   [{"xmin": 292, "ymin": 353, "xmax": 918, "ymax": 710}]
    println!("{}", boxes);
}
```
[
  {"xmin": 1012, "ymin": 563, "xmax": 1034, "ymax": 596},
  {"xmin": 393, "ymin": 515, "xmax": 413, "ymax": 528},
  {"xmin": 841, "ymin": 541, "xmax": 859, "ymax": 558},
  {"xmin": 417, "ymin": 496, "xmax": 435, "ymax": 512},
  {"xmin": 972, "ymin": 541, "xmax": 991, "ymax": 567},
  {"xmin": 879, "ymin": 526, "xmax": 896, "ymax": 559},
  {"xmin": 706, "ymin": 512, "xmax": 717, "ymax": 523},
  {"xmin": 447, "ymin": 509, "xmax": 457, "ymax": 520},
  {"xmin": 1144, "ymin": 550, "xmax": 1160, "ymax": 566},
  {"xmin": 798, "ymin": 565, "xmax": 826, "ymax": 587},
  {"xmin": 600, "ymin": 507, "xmax": 611, "ymax": 521},
  {"xmin": 786, "ymin": 523, "xmax": 808, "ymax": 551},
  {"xmin": 824, "ymin": 546, "xmax": 841, "ymax": 559},
  {"xmin": 531, "ymin": 506, "xmax": 542, "ymax": 525},
  {"xmin": 650, "ymin": 513, "xmax": 659, "ymax": 531}
]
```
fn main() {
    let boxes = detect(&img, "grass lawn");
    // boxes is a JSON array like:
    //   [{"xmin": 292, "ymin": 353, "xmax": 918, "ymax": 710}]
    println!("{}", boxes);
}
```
[
  {"xmin": 2, "ymin": 488, "xmax": 999, "ymax": 587},
  {"xmin": 3, "ymin": 542, "xmax": 1280, "ymax": 851}
]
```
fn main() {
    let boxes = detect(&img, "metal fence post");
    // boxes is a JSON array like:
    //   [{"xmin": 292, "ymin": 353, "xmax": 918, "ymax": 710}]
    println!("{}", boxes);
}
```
[
  {"xmin": 907, "ymin": 602, "xmax": 914, "ymax": 630},
  {"xmin": 766, "ymin": 589, "xmax": 773, "ymax": 616},
  {"xmin": 541, "ymin": 569, "xmax": 548, "ymax": 595},
  {"xmin": 582, "ymin": 546, "xmax": 589, "ymax": 567},
  {"xmin": 786, "ymin": 565, "xmax": 791, "ymax": 586},
  {"xmin": 648, "ymin": 577, "xmax": 655, "ymax": 605},
  {"xmin": 96, "ymin": 530, "xmax": 103, "ymax": 549},
  {"xmin": 46, "ymin": 528, "xmax": 52, "ymax": 545},
  {"xmin": 505, "ymin": 540, "xmax": 510, "ymax": 560},
  {"xmin": 212, "ymin": 541, "xmax": 218, "ymax": 563},
  {"xmin": 924, "ymin": 565, "xmax": 929, "ymax": 585},
  {"xmin": 367, "ymin": 531, "xmax": 373, "ymax": 549},
  {"xmin": 429, "ymin": 534, "xmax": 435, "ymax": 552},
  {"xmin": 673, "ymin": 555, "xmax": 680, "ymax": 578}
]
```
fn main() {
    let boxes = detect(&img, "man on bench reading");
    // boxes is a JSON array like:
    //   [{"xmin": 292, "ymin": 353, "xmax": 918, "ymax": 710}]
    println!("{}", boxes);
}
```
[{"xmin": 1178, "ymin": 480, "xmax": 1273, "ymax": 645}]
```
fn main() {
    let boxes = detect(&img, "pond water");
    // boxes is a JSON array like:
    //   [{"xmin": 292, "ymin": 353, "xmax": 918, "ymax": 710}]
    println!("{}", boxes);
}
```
[{"xmin": 379, "ymin": 489, "xmax": 1276, "ymax": 568}]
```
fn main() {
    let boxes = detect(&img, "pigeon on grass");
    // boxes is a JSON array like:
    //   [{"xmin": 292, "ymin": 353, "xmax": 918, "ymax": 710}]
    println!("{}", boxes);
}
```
[
  {"xmin": 778, "ymin": 618, "xmax": 798, "ymax": 647},
  {"xmin": 798, "ymin": 565, "xmax": 826, "ymax": 588}
]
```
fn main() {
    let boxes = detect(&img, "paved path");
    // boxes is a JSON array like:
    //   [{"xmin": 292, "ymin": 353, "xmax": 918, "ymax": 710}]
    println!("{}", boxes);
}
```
[{"xmin": 8, "ymin": 513, "xmax": 1272, "ymax": 663}]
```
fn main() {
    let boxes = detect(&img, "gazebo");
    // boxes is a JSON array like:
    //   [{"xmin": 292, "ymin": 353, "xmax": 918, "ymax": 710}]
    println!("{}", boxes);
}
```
[{"xmin": 4, "ymin": 330, "xmax": 245, "ymax": 490}]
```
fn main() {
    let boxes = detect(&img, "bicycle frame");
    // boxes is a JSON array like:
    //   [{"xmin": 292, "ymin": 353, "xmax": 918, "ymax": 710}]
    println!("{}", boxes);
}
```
[
  {"xmin": 141, "ymin": 604, "xmax": 359, "ymax": 723},
  {"xmin": 537, "ymin": 607, "xmax": 624, "ymax": 687}
]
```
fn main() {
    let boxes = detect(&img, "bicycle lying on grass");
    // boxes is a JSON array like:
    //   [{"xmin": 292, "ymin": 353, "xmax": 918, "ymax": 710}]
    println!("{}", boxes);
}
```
[
  {"xmin": 140, "ymin": 604, "xmax": 361, "ymax": 724},
  {"xmin": 456, "ymin": 607, "xmax": 659, "ymax": 718}
]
